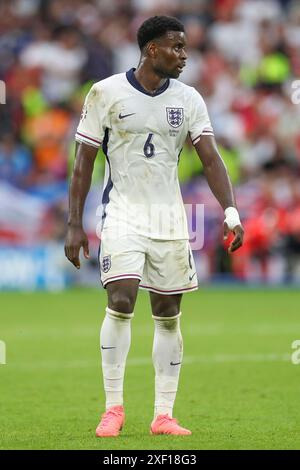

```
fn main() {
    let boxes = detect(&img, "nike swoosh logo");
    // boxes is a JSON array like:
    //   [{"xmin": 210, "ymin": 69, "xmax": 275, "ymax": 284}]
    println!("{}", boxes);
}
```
[
  {"xmin": 170, "ymin": 361, "xmax": 181, "ymax": 366},
  {"xmin": 101, "ymin": 346, "xmax": 116, "ymax": 350},
  {"xmin": 119, "ymin": 112, "xmax": 136, "ymax": 119},
  {"xmin": 189, "ymin": 272, "xmax": 196, "ymax": 281}
]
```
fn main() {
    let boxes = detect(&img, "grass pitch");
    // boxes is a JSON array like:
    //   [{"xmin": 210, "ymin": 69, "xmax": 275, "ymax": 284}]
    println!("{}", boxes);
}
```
[{"xmin": 1, "ymin": 287, "xmax": 300, "ymax": 450}]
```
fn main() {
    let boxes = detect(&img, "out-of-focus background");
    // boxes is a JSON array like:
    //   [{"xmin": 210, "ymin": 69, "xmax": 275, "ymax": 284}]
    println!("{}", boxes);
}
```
[
  {"xmin": 2, "ymin": 1, "xmax": 300, "ymax": 451},
  {"xmin": 1, "ymin": 0, "xmax": 300, "ymax": 291}
]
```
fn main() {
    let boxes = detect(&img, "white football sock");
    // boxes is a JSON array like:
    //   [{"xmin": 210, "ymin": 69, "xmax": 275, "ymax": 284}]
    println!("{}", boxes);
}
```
[
  {"xmin": 152, "ymin": 313, "xmax": 183, "ymax": 418},
  {"xmin": 100, "ymin": 307, "xmax": 133, "ymax": 410}
]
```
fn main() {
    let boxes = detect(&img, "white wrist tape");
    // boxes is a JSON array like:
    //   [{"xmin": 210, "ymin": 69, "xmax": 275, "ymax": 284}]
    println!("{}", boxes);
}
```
[{"xmin": 224, "ymin": 207, "xmax": 241, "ymax": 230}]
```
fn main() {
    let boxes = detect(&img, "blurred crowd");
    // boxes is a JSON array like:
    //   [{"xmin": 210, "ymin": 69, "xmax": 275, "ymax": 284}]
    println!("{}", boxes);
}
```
[{"xmin": 1, "ymin": 0, "xmax": 300, "ymax": 283}]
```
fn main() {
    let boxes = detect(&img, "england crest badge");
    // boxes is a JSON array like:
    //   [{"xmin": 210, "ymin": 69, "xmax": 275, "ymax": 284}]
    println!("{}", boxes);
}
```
[
  {"xmin": 166, "ymin": 107, "xmax": 184, "ymax": 128},
  {"xmin": 102, "ymin": 255, "xmax": 111, "ymax": 273}
]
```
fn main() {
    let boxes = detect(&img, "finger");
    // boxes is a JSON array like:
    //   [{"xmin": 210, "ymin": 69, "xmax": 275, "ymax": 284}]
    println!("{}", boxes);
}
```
[
  {"xmin": 83, "ymin": 239, "xmax": 90, "ymax": 259},
  {"xmin": 70, "ymin": 246, "xmax": 81, "ymax": 269},
  {"xmin": 70, "ymin": 254, "xmax": 80, "ymax": 269},
  {"xmin": 64, "ymin": 245, "xmax": 69, "ymax": 259},
  {"xmin": 228, "ymin": 234, "xmax": 243, "ymax": 253},
  {"xmin": 72, "ymin": 257, "xmax": 81, "ymax": 269},
  {"xmin": 223, "ymin": 222, "xmax": 229, "ymax": 240},
  {"xmin": 65, "ymin": 246, "xmax": 72, "ymax": 262},
  {"xmin": 228, "ymin": 238, "xmax": 242, "ymax": 252},
  {"xmin": 228, "ymin": 225, "xmax": 244, "ymax": 251}
]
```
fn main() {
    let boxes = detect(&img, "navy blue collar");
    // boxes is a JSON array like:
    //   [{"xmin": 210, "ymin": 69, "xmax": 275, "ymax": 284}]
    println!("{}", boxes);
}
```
[{"xmin": 126, "ymin": 68, "xmax": 170, "ymax": 97}]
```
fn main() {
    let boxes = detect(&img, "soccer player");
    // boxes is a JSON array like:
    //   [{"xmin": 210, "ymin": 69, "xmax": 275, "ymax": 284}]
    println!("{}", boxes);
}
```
[{"xmin": 65, "ymin": 16, "xmax": 244, "ymax": 437}]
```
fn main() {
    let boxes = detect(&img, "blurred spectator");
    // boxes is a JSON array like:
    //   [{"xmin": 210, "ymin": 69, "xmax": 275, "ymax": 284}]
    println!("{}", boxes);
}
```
[
  {"xmin": 0, "ymin": 133, "xmax": 32, "ymax": 188},
  {"xmin": 20, "ymin": 24, "xmax": 87, "ymax": 103},
  {"xmin": 1, "ymin": 0, "xmax": 300, "ymax": 286},
  {"xmin": 23, "ymin": 107, "xmax": 71, "ymax": 179}
]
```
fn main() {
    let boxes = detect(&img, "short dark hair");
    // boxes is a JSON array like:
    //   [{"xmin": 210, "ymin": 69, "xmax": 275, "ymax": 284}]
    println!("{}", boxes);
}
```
[{"xmin": 137, "ymin": 15, "xmax": 185, "ymax": 50}]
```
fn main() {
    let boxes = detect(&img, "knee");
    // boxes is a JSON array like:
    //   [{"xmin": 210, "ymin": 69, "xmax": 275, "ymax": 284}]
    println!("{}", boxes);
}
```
[
  {"xmin": 151, "ymin": 293, "xmax": 182, "ymax": 318},
  {"xmin": 109, "ymin": 292, "xmax": 135, "ymax": 314},
  {"xmin": 153, "ymin": 304, "xmax": 181, "ymax": 318}
]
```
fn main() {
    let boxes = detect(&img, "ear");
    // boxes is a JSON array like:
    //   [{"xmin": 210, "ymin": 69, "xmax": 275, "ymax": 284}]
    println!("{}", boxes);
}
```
[{"xmin": 146, "ymin": 41, "xmax": 157, "ymax": 59}]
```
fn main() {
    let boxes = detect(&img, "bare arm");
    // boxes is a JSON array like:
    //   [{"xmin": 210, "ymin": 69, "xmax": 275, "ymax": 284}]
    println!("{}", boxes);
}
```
[
  {"xmin": 64, "ymin": 142, "xmax": 98, "ymax": 268},
  {"xmin": 194, "ymin": 135, "xmax": 244, "ymax": 253}
]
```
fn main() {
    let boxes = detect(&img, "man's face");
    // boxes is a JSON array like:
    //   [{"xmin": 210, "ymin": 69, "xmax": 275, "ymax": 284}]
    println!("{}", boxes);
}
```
[{"xmin": 151, "ymin": 31, "xmax": 187, "ymax": 79}]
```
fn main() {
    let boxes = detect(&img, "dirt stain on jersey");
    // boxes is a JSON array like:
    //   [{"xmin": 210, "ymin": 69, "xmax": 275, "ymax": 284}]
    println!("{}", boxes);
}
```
[
  {"xmin": 86, "ymin": 86, "xmax": 103, "ymax": 110},
  {"xmin": 118, "ymin": 129, "xmax": 130, "ymax": 141}
]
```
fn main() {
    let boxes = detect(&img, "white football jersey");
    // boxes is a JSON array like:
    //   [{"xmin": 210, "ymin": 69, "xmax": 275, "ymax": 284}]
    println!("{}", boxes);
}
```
[{"xmin": 75, "ymin": 68, "xmax": 213, "ymax": 240}]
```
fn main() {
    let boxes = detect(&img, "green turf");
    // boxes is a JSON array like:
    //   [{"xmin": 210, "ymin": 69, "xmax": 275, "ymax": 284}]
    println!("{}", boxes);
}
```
[{"xmin": 1, "ymin": 288, "xmax": 300, "ymax": 450}]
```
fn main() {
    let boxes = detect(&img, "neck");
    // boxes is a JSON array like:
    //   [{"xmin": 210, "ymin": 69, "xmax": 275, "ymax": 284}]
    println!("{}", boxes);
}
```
[{"xmin": 134, "ymin": 60, "xmax": 168, "ymax": 94}]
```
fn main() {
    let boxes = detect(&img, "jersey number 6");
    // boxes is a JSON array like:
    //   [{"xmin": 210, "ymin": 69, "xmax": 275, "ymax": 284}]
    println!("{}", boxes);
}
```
[{"xmin": 143, "ymin": 133, "xmax": 155, "ymax": 158}]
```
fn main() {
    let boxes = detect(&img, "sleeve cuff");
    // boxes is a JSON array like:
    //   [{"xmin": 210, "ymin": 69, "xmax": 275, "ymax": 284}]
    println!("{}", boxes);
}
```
[
  {"xmin": 75, "ymin": 131, "xmax": 102, "ymax": 148},
  {"xmin": 191, "ymin": 127, "xmax": 214, "ymax": 145}
]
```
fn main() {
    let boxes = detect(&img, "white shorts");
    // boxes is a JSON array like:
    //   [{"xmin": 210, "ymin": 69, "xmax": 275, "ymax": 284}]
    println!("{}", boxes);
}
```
[{"xmin": 99, "ymin": 233, "xmax": 198, "ymax": 295}]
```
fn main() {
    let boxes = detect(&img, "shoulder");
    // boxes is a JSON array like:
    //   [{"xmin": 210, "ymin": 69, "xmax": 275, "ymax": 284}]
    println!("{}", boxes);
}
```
[
  {"xmin": 84, "ymin": 73, "xmax": 126, "ymax": 107},
  {"xmin": 92, "ymin": 73, "xmax": 126, "ymax": 93},
  {"xmin": 89, "ymin": 73, "xmax": 127, "ymax": 106},
  {"xmin": 169, "ymin": 80, "xmax": 207, "ymax": 105}
]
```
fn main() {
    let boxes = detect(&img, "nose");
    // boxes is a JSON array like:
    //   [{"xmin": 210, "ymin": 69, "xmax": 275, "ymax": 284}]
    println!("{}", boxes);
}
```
[{"xmin": 180, "ymin": 48, "xmax": 187, "ymax": 60}]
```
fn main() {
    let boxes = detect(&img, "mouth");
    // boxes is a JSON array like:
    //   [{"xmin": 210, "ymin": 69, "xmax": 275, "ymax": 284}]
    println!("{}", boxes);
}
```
[{"xmin": 177, "ymin": 63, "xmax": 186, "ymax": 72}]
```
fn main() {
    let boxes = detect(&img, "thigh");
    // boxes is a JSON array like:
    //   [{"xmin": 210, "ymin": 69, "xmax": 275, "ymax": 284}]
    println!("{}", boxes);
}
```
[
  {"xmin": 99, "ymin": 232, "xmax": 145, "ymax": 287},
  {"xmin": 140, "ymin": 239, "xmax": 198, "ymax": 295},
  {"xmin": 150, "ymin": 292, "xmax": 182, "ymax": 317}
]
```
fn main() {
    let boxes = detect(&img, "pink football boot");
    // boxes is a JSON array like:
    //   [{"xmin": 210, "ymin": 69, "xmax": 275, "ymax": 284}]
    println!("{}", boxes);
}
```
[
  {"xmin": 95, "ymin": 405, "xmax": 125, "ymax": 437},
  {"xmin": 150, "ymin": 414, "xmax": 192, "ymax": 436}
]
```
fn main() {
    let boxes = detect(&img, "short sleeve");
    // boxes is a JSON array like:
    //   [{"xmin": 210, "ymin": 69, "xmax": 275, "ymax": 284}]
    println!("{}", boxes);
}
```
[
  {"xmin": 189, "ymin": 89, "xmax": 214, "ymax": 146},
  {"xmin": 75, "ymin": 84, "xmax": 108, "ymax": 148}
]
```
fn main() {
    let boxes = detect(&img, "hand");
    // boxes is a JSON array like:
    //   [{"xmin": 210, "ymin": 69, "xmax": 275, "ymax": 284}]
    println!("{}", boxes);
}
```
[
  {"xmin": 64, "ymin": 225, "xmax": 90, "ymax": 269},
  {"xmin": 223, "ymin": 222, "xmax": 244, "ymax": 253}
]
